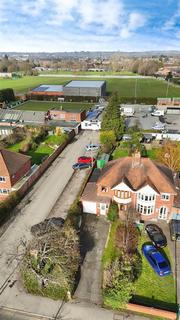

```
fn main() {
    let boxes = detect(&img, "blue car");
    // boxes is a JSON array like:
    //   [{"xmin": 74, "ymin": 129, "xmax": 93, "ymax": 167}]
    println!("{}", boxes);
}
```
[{"xmin": 142, "ymin": 244, "xmax": 171, "ymax": 277}]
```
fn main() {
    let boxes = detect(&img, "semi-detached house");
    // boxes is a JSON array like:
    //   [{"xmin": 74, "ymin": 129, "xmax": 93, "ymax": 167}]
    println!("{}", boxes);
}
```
[
  {"xmin": 81, "ymin": 151, "xmax": 179, "ymax": 221},
  {"xmin": 0, "ymin": 149, "xmax": 31, "ymax": 201}
]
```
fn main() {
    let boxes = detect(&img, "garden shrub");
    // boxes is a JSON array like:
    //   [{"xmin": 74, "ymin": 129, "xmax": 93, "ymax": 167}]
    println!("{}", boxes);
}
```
[{"xmin": 107, "ymin": 203, "xmax": 119, "ymax": 222}]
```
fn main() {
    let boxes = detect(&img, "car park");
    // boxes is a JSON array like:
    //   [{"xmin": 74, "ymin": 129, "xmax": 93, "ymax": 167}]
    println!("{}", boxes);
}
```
[
  {"xmin": 72, "ymin": 162, "xmax": 92, "ymax": 170},
  {"xmin": 169, "ymin": 219, "xmax": 180, "ymax": 241},
  {"xmin": 142, "ymin": 244, "xmax": 171, "ymax": 276},
  {"xmin": 78, "ymin": 156, "xmax": 95, "ymax": 164},
  {"xmin": 145, "ymin": 224, "xmax": 167, "ymax": 248},
  {"xmin": 85, "ymin": 144, "xmax": 99, "ymax": 151}
]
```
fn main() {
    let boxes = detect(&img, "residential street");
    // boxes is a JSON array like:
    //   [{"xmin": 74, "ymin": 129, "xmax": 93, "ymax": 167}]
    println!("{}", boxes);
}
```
[{"xmin": 0, "ymin": 130, "xmax": 99, "ymax": 291}]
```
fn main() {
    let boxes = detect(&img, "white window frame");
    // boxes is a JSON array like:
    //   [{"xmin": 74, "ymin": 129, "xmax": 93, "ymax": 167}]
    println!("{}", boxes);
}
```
[
  {"xmin": 161, "ymin": 193, "xmax": 170, "ymax": 201},
  {"xmin": 0, "ymin": 176, "xmax": 6, "ymax": 182},
  {"xmin": 0, "ymin": 188, "xmax": 10, "ymax": 194}
]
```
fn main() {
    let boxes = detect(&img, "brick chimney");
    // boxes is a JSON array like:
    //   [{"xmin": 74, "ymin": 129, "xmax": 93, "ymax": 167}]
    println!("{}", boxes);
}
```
[{"xmin": 132, "ymin": 150, "xmax": 141, "ymax": 168}]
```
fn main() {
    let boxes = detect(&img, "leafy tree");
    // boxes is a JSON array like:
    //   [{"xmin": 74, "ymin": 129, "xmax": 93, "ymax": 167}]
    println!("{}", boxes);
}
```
[
  {"xmin": 101, "ymin": 93, "xmax": 125, "ymax": 139},
  {"xmin": 100, "ymin": 131, "xmax": 116, "ymax": 151},
  {"xmin": 157, "ymin": 140, "xmax": 180, "ymax": 171}
]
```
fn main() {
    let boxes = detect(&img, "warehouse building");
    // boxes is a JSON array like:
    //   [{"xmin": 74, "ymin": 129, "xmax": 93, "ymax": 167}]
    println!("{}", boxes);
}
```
[
  {"xmin": 30, "ymin": 85, "xmax": 64, "ymax": 99},
  {"xmin": 64, "ymin": 80, "xmax": 106, "ymax": 98}
]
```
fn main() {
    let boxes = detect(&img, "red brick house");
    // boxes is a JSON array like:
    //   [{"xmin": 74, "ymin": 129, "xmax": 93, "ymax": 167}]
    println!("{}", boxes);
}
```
[
  {"xmin": 49, "ymin": 109, "xmax": 86, "ymax": 122},
  {"xmin": 81, "ymin": 152, "xmax": 178, "ymax": 221},
  {"xmin": 0, "ymin": 149, "xmax": 31, "ymax": 201}
]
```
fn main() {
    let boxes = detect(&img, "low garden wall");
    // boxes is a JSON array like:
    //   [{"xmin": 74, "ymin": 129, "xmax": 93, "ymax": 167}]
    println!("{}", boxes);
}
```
[{"xmin": 126, "ymin": 303, "xmax": 176, "ymax": 320}]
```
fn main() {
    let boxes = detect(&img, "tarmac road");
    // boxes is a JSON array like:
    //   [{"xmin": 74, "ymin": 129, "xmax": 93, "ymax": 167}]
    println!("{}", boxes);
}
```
[{"xmin": 0, "ymin": 130, "xmax": 99, "ymax": 290}]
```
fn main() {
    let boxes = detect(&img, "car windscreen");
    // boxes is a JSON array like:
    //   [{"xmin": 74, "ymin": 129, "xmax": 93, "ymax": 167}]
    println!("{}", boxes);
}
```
[
  {"xmin": 158, "ymin": 261, "xmax": 168, "ymax": 268},
  {"xmin": 153, "ymin": 234, "xmax": 164, "ymax": 242}
]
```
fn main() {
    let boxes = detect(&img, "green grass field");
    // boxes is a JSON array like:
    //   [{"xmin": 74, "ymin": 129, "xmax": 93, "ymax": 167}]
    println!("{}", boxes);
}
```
[
  {"xmin": 132, "ymin": 235, "xmax": 177, "ymax": 311},
  {"xmin": 0, "ymin": 76, "xmax": 180, "ymax": 98},
  {"xmin": 15, "ymin": 100, "xmax": 94, "ymax": 111},
  {"xmin": 39, "ymin": 70, "xmax": 135, "ymax": 76}
]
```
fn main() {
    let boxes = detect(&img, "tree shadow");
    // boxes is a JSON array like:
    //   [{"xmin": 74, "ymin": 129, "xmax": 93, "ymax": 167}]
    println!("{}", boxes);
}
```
[{"xmin": 130, "ymin": 295, "xmax": 178, "ymax": 312}]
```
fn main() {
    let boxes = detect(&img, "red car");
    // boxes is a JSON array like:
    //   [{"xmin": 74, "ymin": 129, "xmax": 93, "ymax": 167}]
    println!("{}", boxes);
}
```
[{"xmin": 78, "ymin": 156, "xmax": 95, "ymax": 164}]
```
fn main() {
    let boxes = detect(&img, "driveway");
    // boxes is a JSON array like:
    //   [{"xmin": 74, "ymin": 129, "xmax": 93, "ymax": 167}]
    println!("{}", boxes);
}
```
[
  {"xmin": 0, "ymin": 130, "xmax": 99, "ymax": 291},
  {"xmin": 75, "ymin": 214, "xmax": 110, "ymax": 305}
]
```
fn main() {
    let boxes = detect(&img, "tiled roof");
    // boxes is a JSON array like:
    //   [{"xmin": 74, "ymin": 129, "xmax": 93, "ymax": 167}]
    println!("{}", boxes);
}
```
[
  {"xmin": 97, "ymin": 157, "xmax": 176, "ymax": 194},
  {"xmin": 0, "ymin": 149, "xmax": 31, "ymax": 176},
  {"xmin": 81, "ymin": 182, "xmax": 111, "ymax": 203}
]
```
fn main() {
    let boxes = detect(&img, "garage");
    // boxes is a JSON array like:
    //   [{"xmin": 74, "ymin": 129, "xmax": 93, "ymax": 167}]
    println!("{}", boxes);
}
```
[{"xmin": 82, "ymin": 201, "xmax": 97, "ymax": 214}]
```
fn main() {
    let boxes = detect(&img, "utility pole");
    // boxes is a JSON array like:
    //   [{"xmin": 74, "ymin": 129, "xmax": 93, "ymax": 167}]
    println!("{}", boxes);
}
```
[
  {"xmin": 166, "ymin": 79, "xmax": 170, "ymax": 98},
  {"xmin": 134, "ymin": 78, "xmax": 137, "ymax": 104}
]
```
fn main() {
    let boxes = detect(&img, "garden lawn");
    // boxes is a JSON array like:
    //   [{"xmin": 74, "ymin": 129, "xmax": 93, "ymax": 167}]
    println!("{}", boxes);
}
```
[
  {"xmin": 27, "ymin": 144, "xmax": 54, "ymax": 165},
  {"xmin": 43, "ymin": 134, "xmax": 67, "ymax": 145},
  {"xmin": 15, "ymin": 100, "xmax": 94, "ymax": 111},
  {"xmin": 7, "ymin": 141, "xmax": 23, "ymax": 152},
  {"xmin": 112, "ymin": 147, "xmax": 129, "ymax": 159},
  {"xmin": 0, "ymin": 76, "xmax": 180, "ymax": 97},
  {"xmin": 132, "ymin": 235, "xmax": 177, "ymax": 311},
  {"xmin": 146, "ymin": 148, "xmax": 158, "ymax": 160},
  {"xmin": 102, "ymin": 220, "xmax": 121, "ymax": 266}
]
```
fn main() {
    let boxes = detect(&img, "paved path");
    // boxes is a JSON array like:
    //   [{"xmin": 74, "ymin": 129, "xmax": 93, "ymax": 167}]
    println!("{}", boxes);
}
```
[
  {"xmin": 75, "ymin": 214, "xmax": 110, "ymax": 304},
  {"xmin": 39, "ymin": 74, "xmax": 154, "ymax": 79},
  {"xmin": 0, "ymin": 130, "xmax": 99, "ymax": 290}
]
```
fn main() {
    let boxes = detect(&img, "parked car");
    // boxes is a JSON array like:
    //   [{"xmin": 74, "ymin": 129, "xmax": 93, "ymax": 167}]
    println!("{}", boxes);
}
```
[
  {"xmin": 85, "ymin": 144, "xmax": 99, "ymax": 151},
  {"xmin": 152, "ymin": 122, "xmax": 165, "ymax": 130},
  {"xmin": 31, "ymin": 217, "xmax": 65, "ymax": 237},
  {"xmin": 169, "ymin": 219, "xmax": 180, "ymax": 241},
  {"xmin": 142, "ymin": 244, "xmax": 171, "ymax": 276},
  {"xmin": 72, "ymin": 162, "xmax": 92, "ymax": 170},
  {"xmin": 145, "ymin": 224, "xmax": 167, "ymax": 248},
  {"xmin": 78, "ymin": 156, "xmax": 95, "ymax": 164}
]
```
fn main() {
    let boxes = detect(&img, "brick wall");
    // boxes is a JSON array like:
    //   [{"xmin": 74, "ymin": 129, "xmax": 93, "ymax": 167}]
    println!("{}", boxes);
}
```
[{"xmin": 50, "ymin": 110, "xmax": 86, "ymax": 122}]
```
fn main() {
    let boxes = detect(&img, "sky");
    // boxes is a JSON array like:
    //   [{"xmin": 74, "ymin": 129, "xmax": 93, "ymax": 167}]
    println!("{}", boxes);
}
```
[{"xmin": 0, "ymin": 0, "xmax": 179, "ymax": 52}]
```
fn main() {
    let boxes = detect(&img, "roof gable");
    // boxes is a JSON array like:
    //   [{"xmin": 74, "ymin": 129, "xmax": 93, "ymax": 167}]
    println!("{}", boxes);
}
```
[{"xmin": 0, "ymin": 149, "xmax": 31, "ymax": 176}]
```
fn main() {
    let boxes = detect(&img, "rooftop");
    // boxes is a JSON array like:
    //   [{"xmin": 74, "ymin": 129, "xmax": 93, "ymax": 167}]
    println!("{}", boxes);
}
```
[
  {"xmin": 32, "ymin": 85, "xmax": 64, "ymax": 93},
  {"xmin": 97, "ymin": 155, "xmax": 176, "ymax": 194},
  {"xmin": 64, "ymin": 80, "xmax": 105, "ymax": 88},
  {"xmin": 0, "ymin": 149, "xmax": 31, "ymax": 176}
]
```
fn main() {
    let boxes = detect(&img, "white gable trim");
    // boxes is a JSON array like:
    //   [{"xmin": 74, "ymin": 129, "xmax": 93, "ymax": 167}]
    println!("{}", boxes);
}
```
[
  {"xmin": 112, "ymin": 181, "xmax": 132, "ymax": 192},
  {"xmin": 136, "ymin": 184, "xmax": 159, "ymax": 195}
]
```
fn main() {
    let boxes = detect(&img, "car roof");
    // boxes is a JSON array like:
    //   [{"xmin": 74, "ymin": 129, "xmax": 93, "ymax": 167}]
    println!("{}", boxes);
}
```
[{"xmin": 151, "ymin": 250, "xmax": 164, "ymax": 263}]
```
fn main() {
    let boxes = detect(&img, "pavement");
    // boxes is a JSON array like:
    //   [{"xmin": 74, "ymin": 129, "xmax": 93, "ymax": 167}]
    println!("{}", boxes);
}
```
[{"xmin": 75, "ymin": 214, "xmax": 110, "ymax": 304}]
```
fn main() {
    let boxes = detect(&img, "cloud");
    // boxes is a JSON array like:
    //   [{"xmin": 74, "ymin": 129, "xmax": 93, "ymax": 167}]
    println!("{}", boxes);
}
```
[
  {"xmin": 120, "ymin": 12, "xmax": 146, "ymax": 38},
  {"xmin": 162, "ymin": 2, "xmax": 180, "ymax": 31},
  {"xmin": 21, "ymin": 0, "xmax": 46, "ymax": 17},
  {"xmin": 77, "ymin": 0, "xmax": 124, "ymax": 29}
]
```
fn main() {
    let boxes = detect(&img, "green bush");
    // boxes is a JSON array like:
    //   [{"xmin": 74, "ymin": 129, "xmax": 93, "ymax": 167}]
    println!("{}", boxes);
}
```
[
  {"xmin": 0, "ymin": 192, "xmax": 21, "ymax": 225},
  {"xmin": 107, "ymin": 203, "xmax": 119, "ymax": 222}
]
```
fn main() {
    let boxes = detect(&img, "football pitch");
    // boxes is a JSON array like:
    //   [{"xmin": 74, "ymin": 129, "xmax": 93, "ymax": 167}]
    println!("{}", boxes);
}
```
[
  {"xmin": 15, "ymin": 100, "xmax": 94, "ymax": 111},
  {"xmin": 0, "ymin": 76, "xmax": 180, "ymax": 98}
]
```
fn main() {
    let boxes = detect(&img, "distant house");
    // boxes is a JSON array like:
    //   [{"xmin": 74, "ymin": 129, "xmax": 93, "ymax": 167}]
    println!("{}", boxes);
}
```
[
  {"xmin": 0, "ymin": 149, "xmax": 31, "ymax": 200},
  {"xmin": 81, "ymin": 151, "xmax": 178, "ymax": 221},
  {"xmin": 157, "ymin": 97, "xmax": 180, "ymax": 115},
  {"xmin": 49, "ymin": 109, "xmax": 86, "ymax": 122}
]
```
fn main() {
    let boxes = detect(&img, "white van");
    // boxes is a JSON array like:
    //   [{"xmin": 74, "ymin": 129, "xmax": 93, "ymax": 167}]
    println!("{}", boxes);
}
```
[{"xmin": 151, "ymin": 110, "xmax": 164, "ymax": 116}]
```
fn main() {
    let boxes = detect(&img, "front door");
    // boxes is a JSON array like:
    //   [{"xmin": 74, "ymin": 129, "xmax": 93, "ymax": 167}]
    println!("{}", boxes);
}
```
[
  {"xmin": 100, "ymin": 203, "xmax": 106, "ymax": 215},
  {"xmin": 158, "ymin": 207, "xmax": 167, "ymax": 220}
]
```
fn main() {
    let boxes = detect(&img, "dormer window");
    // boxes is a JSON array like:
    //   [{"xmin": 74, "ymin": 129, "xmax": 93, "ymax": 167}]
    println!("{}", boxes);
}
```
[
  {"xmin": 161, "ymin": 194, "xmax": 170, "ymax": 200},
  {"xmin": 101, "ymin": 186, "xmax": 108, "ymax": 193},
  {"xmin": 0, "ymin": 176, "xmax": 6, "ymax": 182}
]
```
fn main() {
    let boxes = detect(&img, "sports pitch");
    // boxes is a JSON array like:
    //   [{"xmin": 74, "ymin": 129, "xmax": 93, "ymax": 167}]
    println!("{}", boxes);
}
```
[
  {"xmin": 0, "ymin": 76, "xmax": 180, "ymax": 98},
  {"xmin": 15, "ymin": 100, "xmax": 94, "ymax": 111}
]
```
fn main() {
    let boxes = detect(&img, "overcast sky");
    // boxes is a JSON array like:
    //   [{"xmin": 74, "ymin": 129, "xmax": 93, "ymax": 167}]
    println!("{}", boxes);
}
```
[{"xmin": 0, "ymin": 0, "xmax": 179, "ymax": 52}]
